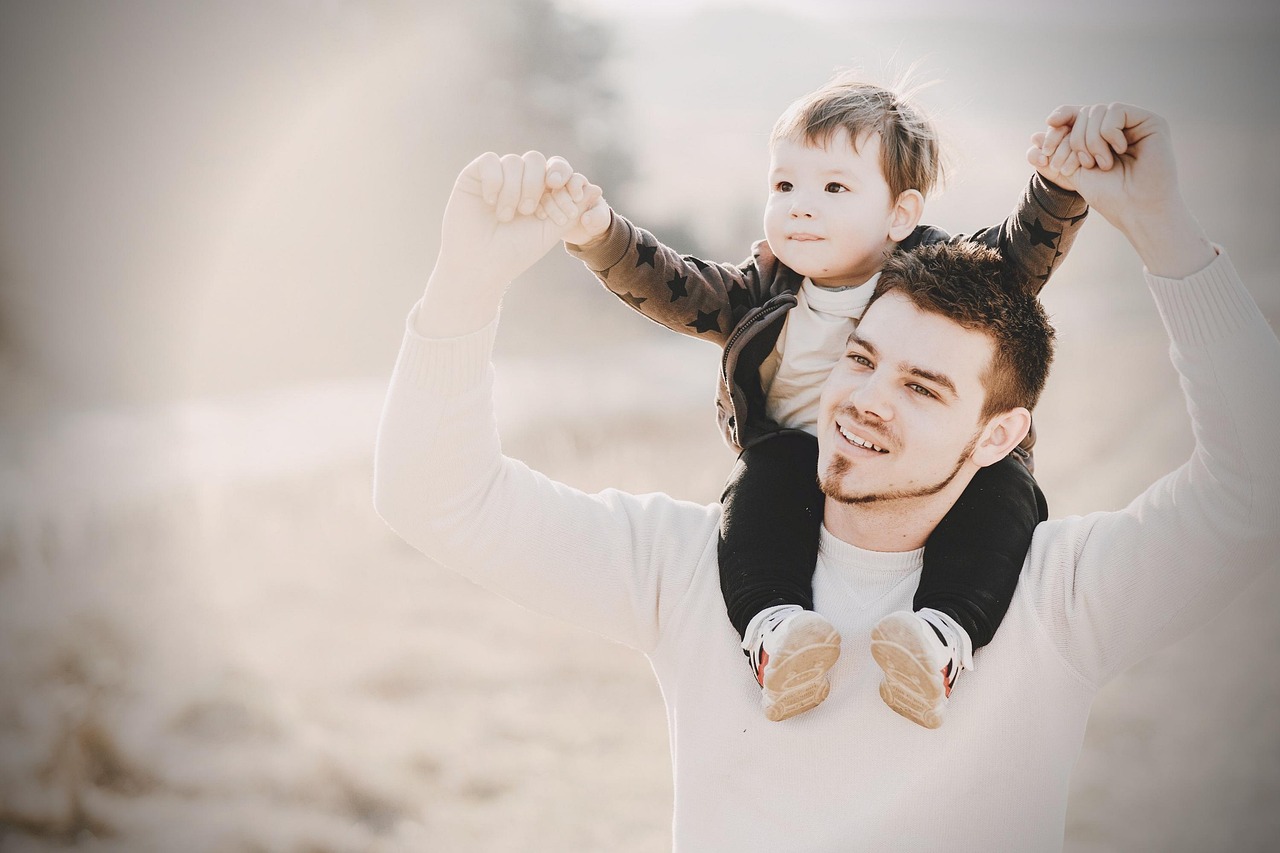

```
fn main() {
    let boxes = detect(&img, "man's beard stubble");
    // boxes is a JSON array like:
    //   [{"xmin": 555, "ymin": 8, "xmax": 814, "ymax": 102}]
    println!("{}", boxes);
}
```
[{"xmin": 819, "ymin": 432, "xmax": 980, "ymax": 506}]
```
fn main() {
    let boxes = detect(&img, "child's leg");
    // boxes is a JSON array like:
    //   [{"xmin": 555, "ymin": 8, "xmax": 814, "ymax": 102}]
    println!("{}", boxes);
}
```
[
  {"xmin": 718, "ymin": 430, "xmax": 824, "ymax": 638},
  {"xmin": 719, "ymin": 430, "xmax": 839, "ymax": 722},
  {"xmin": 872, "ymin": 451, "xmax": 1045, "ymax": 729},
  {"xmin": 915, "ymin": 451, "xmax": 1046, "ymax": 649}
]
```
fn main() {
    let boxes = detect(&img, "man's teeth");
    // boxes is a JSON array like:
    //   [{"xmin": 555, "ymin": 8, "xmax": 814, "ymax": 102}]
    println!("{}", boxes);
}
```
[{"xmin": 839, "ymin": 426, "xmax": 886, "ymax": 453}]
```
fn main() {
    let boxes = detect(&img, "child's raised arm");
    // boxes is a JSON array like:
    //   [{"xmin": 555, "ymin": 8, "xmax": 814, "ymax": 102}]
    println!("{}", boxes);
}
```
[{"xmin": 562, "ymin": 202, "xmax": 794, "ymax": 349}]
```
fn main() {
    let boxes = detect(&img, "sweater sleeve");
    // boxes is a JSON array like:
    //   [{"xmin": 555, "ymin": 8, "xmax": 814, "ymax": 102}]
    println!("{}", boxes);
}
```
[
  {"xmin": 1029, "ymin": 250, "xmax": 1280, "ymax": 686},
  {"xmin": 905, "ymin": 174, "xmax": 1088, "ymax": 296},
  {"xmin": 564, "ymin": 211, "xmax": 776, "ymax": 347},
  {"xmin": 372, "ymin": 307, "xmax": 717, "ymax": 654}
]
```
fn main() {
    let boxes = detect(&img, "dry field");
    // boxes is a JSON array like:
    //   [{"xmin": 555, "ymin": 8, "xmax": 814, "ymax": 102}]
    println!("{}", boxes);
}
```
[{"xmin": 2, "ymin": 296, "xmax": 1279, "ymax": 851}]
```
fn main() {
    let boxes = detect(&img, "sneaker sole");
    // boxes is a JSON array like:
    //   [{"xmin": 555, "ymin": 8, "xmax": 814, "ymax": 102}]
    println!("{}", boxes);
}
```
[
  {"xmin": 870, "ymin": 613, "xmax": 945, "ymax": 729},
  {"xmin": 763, "ymin": 676, "xmax": 831, "ymax": 723},
  {"xmin": 760, "ymin": 613, "xmax": 841, "ymax": 722}
]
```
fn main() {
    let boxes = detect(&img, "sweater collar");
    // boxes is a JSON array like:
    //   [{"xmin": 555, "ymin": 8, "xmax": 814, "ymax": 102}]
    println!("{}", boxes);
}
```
[{"xmin": 818, "ymin": 524, "xmax": 923, "ymax": 576}]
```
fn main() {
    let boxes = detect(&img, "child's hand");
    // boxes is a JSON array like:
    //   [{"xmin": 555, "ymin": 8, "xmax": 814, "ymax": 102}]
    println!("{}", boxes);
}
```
[
  {"xmin": 559, "ymin": 191, "xmax": 611, "ymax": 246},
  {"xmin": 534, "ymin": 168, "xmax": 611, "ymax": 247},
  {"xmin": 540, "ymin": 171, "xmax": 606, "ymax": 238},
  {"xmin": 1045, "ymin": 104, "xmax": 1129, "ymax": 171},
  {"xmin": 1027, "ymin": 103, "xmax": 1130, "ymax": 189},
  {"xmin": 1027, "ymin": 130, "xmax": 1084, "ymax": 191}
]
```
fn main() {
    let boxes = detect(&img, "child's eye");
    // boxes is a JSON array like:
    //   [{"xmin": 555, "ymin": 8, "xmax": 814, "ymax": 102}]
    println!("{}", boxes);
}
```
[
  {"xmin": 848, "ymin": 354, "xmax": 872, "ymax": 368},
  {"xmin": 774, "ymin": 181, "xmax": 793, "ymax": 192},
  {"xmin": 825, "ymin": 183, "xmax": 848, "ymax": 193},
  {"xmin": 907, "ymin": 383, "xmax": 936, "ymax": 399}
]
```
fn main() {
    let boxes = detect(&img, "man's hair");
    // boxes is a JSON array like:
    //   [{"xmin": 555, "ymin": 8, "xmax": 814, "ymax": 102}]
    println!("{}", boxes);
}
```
[
  {"xmin": 869, "ymin": 242, "xmax": 1056, "ymax": 420},
  {"xmin": 770, "ymin": 74, "xmax": 941, "ymax": 201}
]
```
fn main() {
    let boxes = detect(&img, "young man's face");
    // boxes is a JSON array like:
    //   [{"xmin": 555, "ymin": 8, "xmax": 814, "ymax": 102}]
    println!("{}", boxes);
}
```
[
  {"xmin": 816, "ymin": 290, "xmax": 996, "ymax": 505},
  {"xmin": 764, "ymin": 127, "xmax": 900, "ymax": 288}
]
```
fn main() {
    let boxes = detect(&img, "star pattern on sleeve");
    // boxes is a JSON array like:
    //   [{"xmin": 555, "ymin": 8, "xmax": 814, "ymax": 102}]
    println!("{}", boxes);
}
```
[
  {"xmin": 682, "ymin": 255, "xmax": 710, "ymax": 270},
  {"xmin": 1024, "ymin": 217, "xmax": 1062, "ymax": 250},
  {"xmin": 687, "ymin": 308, "xmax": 721, "ymax": 335},
  {"xmin": 619, "ymin": 291, "xmax": 648, "ymax": 310},
  {"xmin": 666, "ymin": 272, "xmax": 689, "ymax": 302},
  {"xmin": 728, "ymin": 282, "xmax": 753, "ymax": 315},
  {"xmin": 635, "ymin": 241, "xmax": 658, "ymax": 267}
]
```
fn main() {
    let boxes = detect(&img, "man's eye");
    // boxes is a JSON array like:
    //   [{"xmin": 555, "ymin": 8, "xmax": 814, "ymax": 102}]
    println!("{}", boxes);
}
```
[
  {"xmin": 825, "ymin": 183, "xmax": 848, "ymax": 193},
  {"xmin": 908, "ymin": 383, "xmax": 936, "ymax": 398},
  {"xmin": 774, "ymin": 181, "xmax": 793, "ymax": 192}
]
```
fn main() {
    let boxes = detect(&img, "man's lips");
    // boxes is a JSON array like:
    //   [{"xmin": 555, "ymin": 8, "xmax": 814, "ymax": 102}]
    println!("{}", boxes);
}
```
[
  {"xmin": 836, "ymin": 421, "xmax": 890, "ymax": 454},
  {"xmin": 787, "ymin": 233, "xmax": 823, "ymax": 241}
]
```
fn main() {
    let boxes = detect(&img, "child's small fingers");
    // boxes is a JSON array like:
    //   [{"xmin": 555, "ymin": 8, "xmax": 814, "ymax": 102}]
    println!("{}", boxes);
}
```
[
  {"xmin": 546, "ymin": 186, "xmax": 579, "ymax": 225},
  {"xmin": 1040, "ymin": 124, "xmax": 1069, "ymax": 158},
  {"xmin": 1048, "ymin": 134, "xmax": 1074, "ymax": 174},
  {"xmin": 1060, "ymin": 151, "xmax": 1081, "ymax": 177},
  {"xmin": 566, "ymin": 172, "xmax": 588, "ymax": 203}
]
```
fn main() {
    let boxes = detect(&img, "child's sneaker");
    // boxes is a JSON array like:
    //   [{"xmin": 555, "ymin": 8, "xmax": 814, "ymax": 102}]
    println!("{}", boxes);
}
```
[
  {"xmin": 870, "ymin": 609, "xmax": 969, "ymax": 729},
  {"xmin": 744, "ymin": 606, "xmax": 842, "ymax": 722}
]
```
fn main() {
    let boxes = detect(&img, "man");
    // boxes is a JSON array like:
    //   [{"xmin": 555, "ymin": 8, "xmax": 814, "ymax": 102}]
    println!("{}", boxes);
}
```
[{"xmin": 374, "ymin": 104, "xmax": 1280, "ymax": 850}]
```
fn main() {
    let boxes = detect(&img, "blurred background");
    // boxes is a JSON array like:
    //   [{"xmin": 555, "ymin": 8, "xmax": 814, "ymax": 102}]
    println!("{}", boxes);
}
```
[{"xmin": 1, "ymin": 0, "xmax": 1278, "ymax": 850}]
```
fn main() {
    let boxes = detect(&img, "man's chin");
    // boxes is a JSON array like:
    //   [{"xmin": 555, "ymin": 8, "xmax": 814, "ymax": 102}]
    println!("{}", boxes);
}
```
[
  {"xmin": 819, "ymin": 458, "xmax": 878, "ymax": 505},
  {"xmin": 820, "ymin": 476, "xmax": 880, "ymax": 505}
]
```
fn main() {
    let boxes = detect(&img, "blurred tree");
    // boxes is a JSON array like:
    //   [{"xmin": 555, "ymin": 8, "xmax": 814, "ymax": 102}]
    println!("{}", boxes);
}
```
[{"xmin": 448, "ymin": 0, "xmax": 632, "ymax": 194}]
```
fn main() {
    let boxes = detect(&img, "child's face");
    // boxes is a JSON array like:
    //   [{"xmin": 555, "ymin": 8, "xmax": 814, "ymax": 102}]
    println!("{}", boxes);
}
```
[{"xmin": 764, "ymin": 127, "xmax": 900, "ymax": 288}]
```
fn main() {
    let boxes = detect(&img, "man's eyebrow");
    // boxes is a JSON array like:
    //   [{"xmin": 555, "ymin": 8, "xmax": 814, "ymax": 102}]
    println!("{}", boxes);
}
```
[
  {"xmin": 907, "ymin": 366, "xmax": 957, "ymax": 397},
  {"xmin": 846, "ymin": 332, "xmax": 877, "ymax": 357},
  {"xmin": 848, "ymin": 332, "xmax": 958, "ymax": 398}
]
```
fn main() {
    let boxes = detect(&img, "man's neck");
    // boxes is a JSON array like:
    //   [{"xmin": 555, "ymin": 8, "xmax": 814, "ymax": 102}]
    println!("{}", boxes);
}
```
[{"xmin": 821, "ymin": 480, "xmax": 970, "ymax": 552}]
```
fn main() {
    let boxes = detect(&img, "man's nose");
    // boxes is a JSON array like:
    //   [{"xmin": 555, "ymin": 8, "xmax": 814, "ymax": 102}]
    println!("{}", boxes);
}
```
[{"xmin": 849, "ymin": 375, "xmax": 893, "ymax": 422}]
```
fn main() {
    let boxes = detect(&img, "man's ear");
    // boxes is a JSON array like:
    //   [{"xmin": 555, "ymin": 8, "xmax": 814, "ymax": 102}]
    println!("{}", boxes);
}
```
[
  {"xmin": 971, "ymin": 407, "xmax": 1033, "ymax": 468},
  {"xmin": 888, "ymin": 189, "xmax": 925, "ymax": 242}
]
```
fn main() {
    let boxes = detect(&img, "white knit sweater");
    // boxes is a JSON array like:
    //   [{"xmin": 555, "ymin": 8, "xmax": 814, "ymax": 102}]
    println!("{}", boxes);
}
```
[{"xmin": 374, "ymin": 250, "xmax": 1280, "ymax": 852}]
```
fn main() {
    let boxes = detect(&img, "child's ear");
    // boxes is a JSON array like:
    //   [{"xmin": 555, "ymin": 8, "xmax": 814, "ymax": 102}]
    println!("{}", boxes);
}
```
[
  {"xmin": 971, "ymin": 407, "xmax": 1033, "ymax": 468},
  {"xmin": 888, "ymin": 189, "xmax": 925, "ymax": 242}
]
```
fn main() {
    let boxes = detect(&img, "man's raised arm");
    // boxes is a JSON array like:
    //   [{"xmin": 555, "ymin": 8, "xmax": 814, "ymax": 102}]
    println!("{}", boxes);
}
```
[
  {"xmin": 1025, "ymin": 106, "xmax": 1280, "ymax": 685},
  {"xmin": 374, "ymin": 152, "xmax": 713, "ymax": 653}
]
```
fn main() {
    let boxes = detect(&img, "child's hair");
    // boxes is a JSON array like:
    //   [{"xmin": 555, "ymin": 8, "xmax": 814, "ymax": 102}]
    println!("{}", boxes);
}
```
[
  {"xmin": 770, "ymin": 73, "xmax": 941, "ymax": 201},
  {"xmin": 869, "ymin": 242, "xmax": 1055, "ymax": 420}
]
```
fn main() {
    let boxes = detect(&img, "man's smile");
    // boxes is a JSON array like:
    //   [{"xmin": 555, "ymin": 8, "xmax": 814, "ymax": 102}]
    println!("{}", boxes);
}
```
[{"xmin": 836, "ymin": 419, "xmax": 890, "ymax": 453}]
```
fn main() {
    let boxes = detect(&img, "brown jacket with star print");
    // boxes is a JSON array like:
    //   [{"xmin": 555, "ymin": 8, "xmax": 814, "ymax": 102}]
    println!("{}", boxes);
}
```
[{"xmin": 565, "ymin": 173, "xmax": 1087, "ymax": 457}]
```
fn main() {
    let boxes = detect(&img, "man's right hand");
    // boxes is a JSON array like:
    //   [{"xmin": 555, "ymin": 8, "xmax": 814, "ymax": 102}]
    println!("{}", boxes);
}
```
[
  {"xmin": 436, "ymin": 151, "xmax": 593, "ymax": 286},
  {"xmin": 419, "ymin": 151, "xmax": 600, "ymax": 337},
  {"xmin": 1029, "ymin": 104, "xmax": 1215, "ymax": 279}
]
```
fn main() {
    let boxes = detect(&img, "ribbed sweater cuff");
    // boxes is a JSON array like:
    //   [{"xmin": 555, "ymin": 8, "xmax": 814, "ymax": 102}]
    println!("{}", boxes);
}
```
[
  {"xmin": 392, "ymin": 302, "xmax": 498, "ymax": 396},
  {"xmin": 1146, "ymin": 248, "xmax": 1260, "ymax": 347}
]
